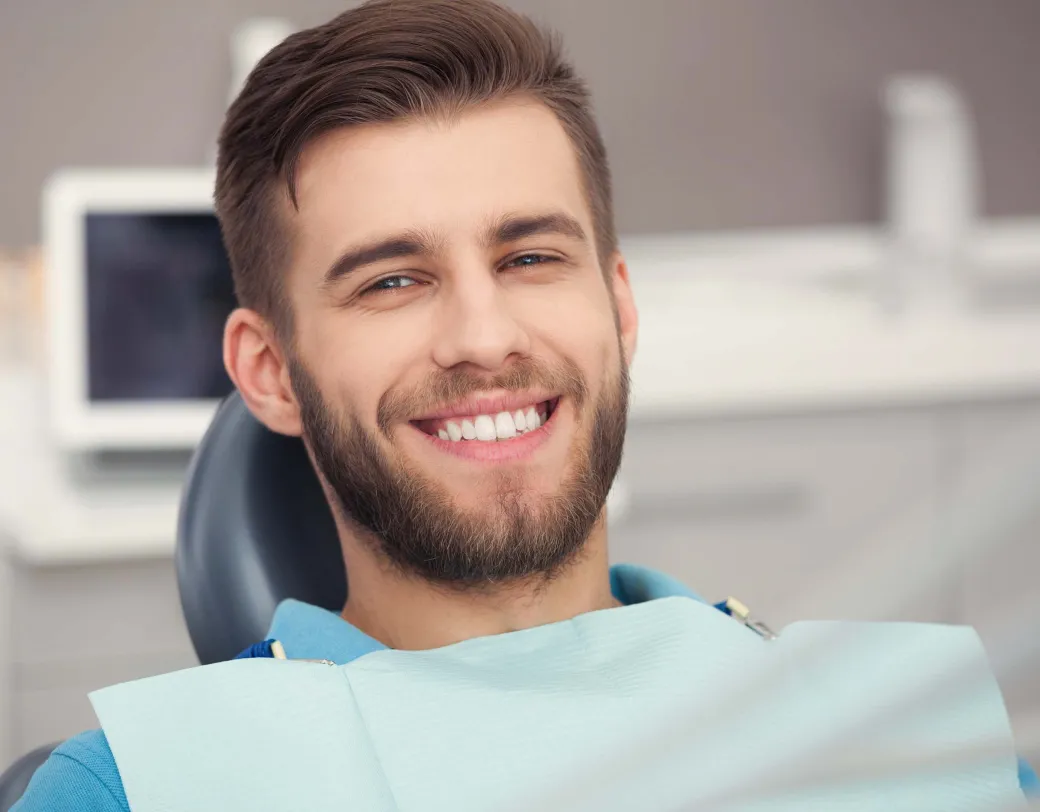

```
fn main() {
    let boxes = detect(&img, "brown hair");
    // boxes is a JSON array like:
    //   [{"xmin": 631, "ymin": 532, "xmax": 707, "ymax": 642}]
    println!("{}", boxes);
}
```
[{"xmin": 214, "ymin": 0, "xmax": 615, "ymax": 338}]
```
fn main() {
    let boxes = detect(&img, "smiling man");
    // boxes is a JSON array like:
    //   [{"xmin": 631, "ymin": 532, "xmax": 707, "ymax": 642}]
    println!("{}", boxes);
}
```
[
  {"xmin": 269, "ymin": 93, "xmax": 635, "ymax": 646},
  {"xmin": 12, "ymin": 0, "xmax": 1038, "ymax": 809}
]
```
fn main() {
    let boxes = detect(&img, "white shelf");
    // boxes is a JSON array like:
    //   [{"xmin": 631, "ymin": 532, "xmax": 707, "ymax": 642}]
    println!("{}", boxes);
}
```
[
  {"xmin": 0, "ymin": 368, "xmax": 183, "ymax": 564},
  {"xmin": 628, "ymin": 276, "xmax": 1040, "ymax": 419},
  {"xmin": 623, "ymin": 218, "xmax": 1040, "ymax": 417}
]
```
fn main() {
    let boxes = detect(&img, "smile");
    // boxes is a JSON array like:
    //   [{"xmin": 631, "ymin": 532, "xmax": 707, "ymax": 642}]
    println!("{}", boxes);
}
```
[
  {"xmin": 413, "ymin": 397, "xmax": 559, "ymax": 442},
  {"xmin": 409, "ymin": 394, "xmax": 562, "ymax": 462}
]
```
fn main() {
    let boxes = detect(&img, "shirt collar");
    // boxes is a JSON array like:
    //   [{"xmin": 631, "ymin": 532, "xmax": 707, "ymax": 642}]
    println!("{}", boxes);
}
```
[{"xmin": 268, "ymin": 564, "xmax": 704, "ymax": 665}]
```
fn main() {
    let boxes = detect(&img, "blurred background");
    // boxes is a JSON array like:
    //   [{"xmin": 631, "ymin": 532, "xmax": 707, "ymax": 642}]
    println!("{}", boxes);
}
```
[{"xmin": 1, "ymin": 0, "xmax": 1040, "ymax": 778}]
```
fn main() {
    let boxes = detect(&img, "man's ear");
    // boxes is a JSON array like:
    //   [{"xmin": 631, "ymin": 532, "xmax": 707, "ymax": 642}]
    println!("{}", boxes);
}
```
[
  {"xmin": 607, "ymin": 252, "xmax": 638, "ymax": 366},
  {"xmin": 224, "ymin": 308, "xmax": 303, "ymax": 437}
]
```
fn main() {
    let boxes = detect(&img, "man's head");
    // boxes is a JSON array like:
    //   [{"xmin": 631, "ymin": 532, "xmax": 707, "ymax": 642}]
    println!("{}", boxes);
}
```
[{"xmin": 218, "ymin": 0, "xmax": 638, "ymax": 588}]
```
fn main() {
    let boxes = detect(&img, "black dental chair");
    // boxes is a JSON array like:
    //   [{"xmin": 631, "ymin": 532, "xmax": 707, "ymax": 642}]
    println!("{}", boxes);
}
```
[{"xmin": 0, "ymin": 392, "xmax": 343, "ymax": 810}]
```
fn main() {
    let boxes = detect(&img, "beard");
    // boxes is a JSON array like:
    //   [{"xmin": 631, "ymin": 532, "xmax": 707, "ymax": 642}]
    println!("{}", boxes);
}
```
[{"xmin": 288, "ymin": 350, "xmax": 630, "ymax": 588}]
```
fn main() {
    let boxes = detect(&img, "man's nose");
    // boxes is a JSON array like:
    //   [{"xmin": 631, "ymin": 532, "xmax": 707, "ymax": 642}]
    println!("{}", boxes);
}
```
[{"xmin": 430, "ymin": 267, "xmax": 531, "ymax": 372}]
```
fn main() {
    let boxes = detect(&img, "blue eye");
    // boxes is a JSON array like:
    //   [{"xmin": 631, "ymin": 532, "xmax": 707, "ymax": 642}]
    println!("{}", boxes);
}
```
[
  {"xmin": 505, "ymin": 253, "xmax": 556, "ymax": 269},
  {"xmin": 367, "ymin": 275, "xmax": 417, "ymax": 293}
]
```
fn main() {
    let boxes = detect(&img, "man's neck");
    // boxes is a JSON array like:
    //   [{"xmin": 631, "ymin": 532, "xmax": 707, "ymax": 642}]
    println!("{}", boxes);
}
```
[{"xmin": 338, "ymin": 522, "xmax": 617, "ymax": 651}]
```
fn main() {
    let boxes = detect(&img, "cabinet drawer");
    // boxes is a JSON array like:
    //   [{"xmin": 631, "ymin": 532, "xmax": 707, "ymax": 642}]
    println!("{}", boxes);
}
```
[
  {"xmin": 947, "ymin": 401, "xmax": 1040, "ymax": 725},
  {"xmin": 12, "ymin": 649, "xmax": 197, "ymax": 753},
  {"xmin": 618, "ymin": 410, "xmax": 939, "ymax": 527},
  {"xmin": 612, "ymin": 409, "xmax": 949, "ymax": 625},
  {"xmin": 12, "ymin": 557, "xmax": 196, "ymax": 667},
  {"xmin": 12, "ymin": 685, "xmax": 97, "ymax": 755},
  {"xmin": 952, "ymin": 401, "xmax": 1040, "ymax": 626}
]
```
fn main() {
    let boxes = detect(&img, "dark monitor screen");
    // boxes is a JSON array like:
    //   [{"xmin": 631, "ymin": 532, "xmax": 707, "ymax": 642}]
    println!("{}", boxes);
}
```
[{"xmin": 85, "ymin": 212, "xmax": 236, "ymax": 402}]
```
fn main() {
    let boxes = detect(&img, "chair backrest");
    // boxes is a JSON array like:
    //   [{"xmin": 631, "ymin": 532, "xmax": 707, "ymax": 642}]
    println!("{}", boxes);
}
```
[
  {"xmin": 176, "ymin": 391, "xmax": 345, "ymax": 664},
  {"xmin": 0, "ymin": 743, "xmax": 58, "ymax": 812}
]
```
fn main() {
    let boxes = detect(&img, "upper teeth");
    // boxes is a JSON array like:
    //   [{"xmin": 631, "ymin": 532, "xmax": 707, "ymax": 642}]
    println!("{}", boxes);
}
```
[{"xmin": 436, "ymin": 405, "xmax": 546, "ymax": 442}]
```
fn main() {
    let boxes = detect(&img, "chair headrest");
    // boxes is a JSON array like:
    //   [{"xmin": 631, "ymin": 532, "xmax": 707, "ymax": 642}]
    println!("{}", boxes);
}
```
[{"xmin": 176, "ymin": 392, "xmax": 346, "ymax": 664}]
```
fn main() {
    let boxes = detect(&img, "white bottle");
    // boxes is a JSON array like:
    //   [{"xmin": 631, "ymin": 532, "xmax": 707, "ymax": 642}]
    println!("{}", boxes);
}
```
[
  {"xmin": 208, "ymin": 18, "xmax": 296, "ymax": 165},
  {"xmin": 883, "ymin": 75, "xmax": 979, "ymax": 313},
  {"xmin": 228, "ymin": 18, "xmax": 297, "ymax": 106}
]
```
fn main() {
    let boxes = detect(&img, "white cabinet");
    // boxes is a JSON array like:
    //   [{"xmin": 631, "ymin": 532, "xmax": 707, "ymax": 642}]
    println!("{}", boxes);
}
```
[
  {"xmin": 8, "ymin": 558, "xmax": 197, "ymax": 755},
  {"xmin": 610, "ymin": 408, "xmax": 947, "ymax": 627},
  {"xmin": 947, "ymin": 401, "xmax": 1040, "ymax": 765}
]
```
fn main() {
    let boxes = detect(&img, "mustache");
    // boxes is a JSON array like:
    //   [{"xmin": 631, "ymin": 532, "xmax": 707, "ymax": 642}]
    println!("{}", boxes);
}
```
[{"xmin": 377, "ymin": 357, "xmax": 589, "ymax": 435}]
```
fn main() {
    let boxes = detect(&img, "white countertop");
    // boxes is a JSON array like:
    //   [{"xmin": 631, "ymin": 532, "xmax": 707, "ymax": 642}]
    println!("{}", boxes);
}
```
[
  {"xmin": 4, "ymin": 219, "xmax": 1040, "ymax": 563},
  {"xmin": 0, "ymin": 366, "xmax": 182, "ymax": 563},
  {"xmin": 628, "ymin": 274, "xmax": 1040, "ymax": 419},
  {"xmin": 621, "ymin": 218, "xmax": 1040, "ymax": 417}
]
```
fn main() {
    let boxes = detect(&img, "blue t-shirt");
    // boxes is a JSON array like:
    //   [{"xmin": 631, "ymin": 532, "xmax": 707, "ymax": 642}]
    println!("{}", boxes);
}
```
[{"xmin": 12, "ymin": 564, "xmax": 1039, "ymax": 809}]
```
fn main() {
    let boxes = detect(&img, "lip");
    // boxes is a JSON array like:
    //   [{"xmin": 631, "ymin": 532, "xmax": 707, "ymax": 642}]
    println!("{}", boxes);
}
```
[
  {"xmin": 409, "ymin": 397, "xmax": 562, "ymax": 463},
  {"xmin": 412, "ymin": 389, "xmax": 559, "ymax": 422}
]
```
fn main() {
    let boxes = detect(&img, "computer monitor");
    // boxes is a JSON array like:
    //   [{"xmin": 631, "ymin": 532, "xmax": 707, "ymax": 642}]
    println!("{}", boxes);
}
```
[{"xmin": 44, "ymin": 169, "xmax": 236, "ymax": 451}]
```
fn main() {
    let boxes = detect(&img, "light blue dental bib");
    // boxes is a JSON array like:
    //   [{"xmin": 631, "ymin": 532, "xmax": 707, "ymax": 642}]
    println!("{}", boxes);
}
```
[{"xmin": 91, "ymin": 598, "xmax": 1025, "ymax": 811}]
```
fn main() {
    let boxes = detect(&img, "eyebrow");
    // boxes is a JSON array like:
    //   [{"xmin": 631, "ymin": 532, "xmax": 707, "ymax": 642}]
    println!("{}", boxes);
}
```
[
  {"xmin": 483, "ymin": 212, "xmax": 587, "ymax": 248},
  {"xmin": 321, "ymin": 212, "xmax": 588, "ymax": 287},
  {"xmin": 322, "ymin": 232, "xmax": 437, "ymax": 287}
]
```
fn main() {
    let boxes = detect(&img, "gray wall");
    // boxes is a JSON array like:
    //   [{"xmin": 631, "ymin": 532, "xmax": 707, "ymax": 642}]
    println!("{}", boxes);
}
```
[{"xmin": 1, "ymin": 0, "xmax": 1039, "ymax": 247}]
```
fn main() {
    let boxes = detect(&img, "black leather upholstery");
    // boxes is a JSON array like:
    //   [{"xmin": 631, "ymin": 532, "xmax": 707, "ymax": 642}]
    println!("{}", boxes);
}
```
[
  {"xmin": 0, "ymin": 743, "xmax": 58, "ymax": 812},
  {"xmin": 176, "ymin": 391, "xmax": 345, "ymax": 665}
]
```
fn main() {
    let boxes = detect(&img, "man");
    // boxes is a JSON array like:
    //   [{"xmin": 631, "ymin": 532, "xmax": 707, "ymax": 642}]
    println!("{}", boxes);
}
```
[{"xmin": 14, "ymin": 0, "xmax": 1037, "ymax": 808}]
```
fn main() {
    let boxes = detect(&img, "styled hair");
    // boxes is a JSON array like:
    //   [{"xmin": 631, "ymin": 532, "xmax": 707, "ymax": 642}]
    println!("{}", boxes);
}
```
[{"xmin": 214, "ymin": 0, "xmax": 615, "ymax": 337}]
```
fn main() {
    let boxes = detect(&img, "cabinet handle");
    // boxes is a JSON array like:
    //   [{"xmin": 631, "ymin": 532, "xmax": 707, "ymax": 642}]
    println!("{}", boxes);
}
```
[{"xmin": 619, "ymin": 483, "xmax": 809, "ymax": 524}]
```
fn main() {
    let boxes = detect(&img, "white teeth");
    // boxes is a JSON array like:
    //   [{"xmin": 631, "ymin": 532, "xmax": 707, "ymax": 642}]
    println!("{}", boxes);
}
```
[
  {"xmin": 494, "ymin": 411, "xmax": 517, "ymax": 440},
  {"xmin": 432, "ymin": 404, "xmax": 550, "ymax": 443},
  {"xmin": 473, "ymin": 414, "xmax": 497, "ymax": 441}
]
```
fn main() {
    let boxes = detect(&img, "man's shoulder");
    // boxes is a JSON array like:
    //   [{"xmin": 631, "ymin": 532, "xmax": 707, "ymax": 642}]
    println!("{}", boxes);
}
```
[{"xmin": 12, "ymin": 729, "xmax": 127, "ymax": 811}]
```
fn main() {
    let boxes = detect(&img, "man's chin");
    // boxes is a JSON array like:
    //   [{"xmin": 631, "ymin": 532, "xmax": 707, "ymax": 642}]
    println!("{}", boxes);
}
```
[{"xmin": 439, "ymin": 477, "xmax": 564, "ymax": 516}]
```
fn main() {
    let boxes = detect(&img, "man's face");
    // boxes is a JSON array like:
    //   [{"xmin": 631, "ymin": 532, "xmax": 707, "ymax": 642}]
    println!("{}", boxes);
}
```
[{"xmin": 282, "ymin": 99, "xmax": 637, "ymax": 585}]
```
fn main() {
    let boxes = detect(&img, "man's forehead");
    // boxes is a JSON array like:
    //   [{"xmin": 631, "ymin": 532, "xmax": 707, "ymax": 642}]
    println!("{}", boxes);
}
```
[{"xmin": 289, "ymin": 99, "xmax": 593, "ymax": 247}]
